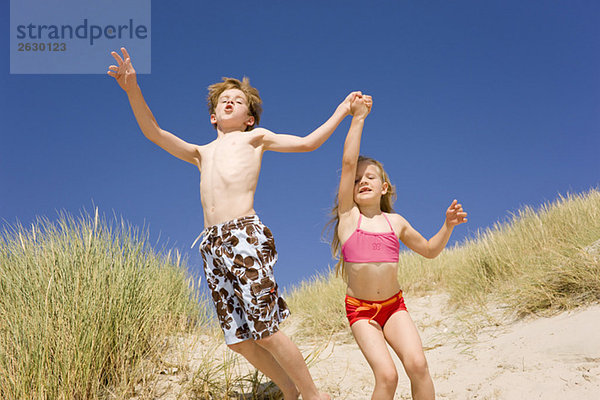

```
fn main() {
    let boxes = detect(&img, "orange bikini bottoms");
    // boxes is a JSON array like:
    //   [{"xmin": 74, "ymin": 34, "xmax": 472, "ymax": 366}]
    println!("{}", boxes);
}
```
[{"xmin": 345, "ymin": 291, "xmax": 407, "ymax": 327}]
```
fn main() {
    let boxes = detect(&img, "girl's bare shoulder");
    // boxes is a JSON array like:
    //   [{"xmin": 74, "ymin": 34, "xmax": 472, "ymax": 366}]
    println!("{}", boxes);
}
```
[{"xmin": 385, "ymin": 212, "xmax": 411, "ymax": 233}]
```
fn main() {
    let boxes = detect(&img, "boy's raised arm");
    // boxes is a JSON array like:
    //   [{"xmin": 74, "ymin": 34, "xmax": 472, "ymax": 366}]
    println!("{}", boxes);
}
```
[
  {"xmin": 107, "ymin": 48, "xmax": 201, "ymax": 166},
  {"xmin": 261, "ymin": 91, "xmax": 361, "ymax": 153}
]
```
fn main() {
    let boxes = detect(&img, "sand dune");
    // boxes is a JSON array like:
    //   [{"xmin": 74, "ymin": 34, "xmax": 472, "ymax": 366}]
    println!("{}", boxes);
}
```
[
  {"xmin": 149, "ymin": 293, "xmax": 600, "ymax": 399},
  {"xmin": 302, "ymin": 294, "xmax": 600, "ymax": 399}
]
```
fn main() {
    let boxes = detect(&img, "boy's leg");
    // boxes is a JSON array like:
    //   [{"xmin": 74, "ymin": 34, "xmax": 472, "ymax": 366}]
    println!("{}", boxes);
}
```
[
  {"xmin": 228, "ymin": 339, "xmax": 299, "ymax": 399},
  {"xmin": 206, "ymin": 217, "xmax": 327, "ymax": 399},
  {"xmin": 351, "ymin": 319, "xmax": 399, "ymax": 399},
  {"xmin": 256, "ymin": 330, "xmax": 330, "ymax": 400},
  {"xmin": 383, "ymin": 311, "xmax": 435, "ymax": 400}
]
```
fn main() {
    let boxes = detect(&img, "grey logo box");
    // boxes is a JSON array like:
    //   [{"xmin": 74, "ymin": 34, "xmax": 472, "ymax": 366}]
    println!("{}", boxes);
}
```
[{"xmin": 10, "ymin": 0, "xmax": 151, "ymax": 74}]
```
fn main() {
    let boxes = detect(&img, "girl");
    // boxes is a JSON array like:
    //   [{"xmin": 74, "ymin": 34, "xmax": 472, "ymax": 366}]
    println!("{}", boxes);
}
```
[{"xmin": 330, "ymin": 95, "xmax": 467, "ymax": 399}]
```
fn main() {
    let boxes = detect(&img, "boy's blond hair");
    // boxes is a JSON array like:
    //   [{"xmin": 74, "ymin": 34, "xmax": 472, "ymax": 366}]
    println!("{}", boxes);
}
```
[
  {"xmin": 207, "ymin": 77, "xmax": 262, "ymax": 131},
  {"xmin": 326, "ymin": 156, "xmax": 397, "ymax": 278}
]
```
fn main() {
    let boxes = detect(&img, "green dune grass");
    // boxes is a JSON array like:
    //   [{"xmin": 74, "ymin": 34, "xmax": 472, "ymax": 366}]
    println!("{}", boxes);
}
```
[{"xmin": 0, "ymin": 209, "xmax": 208, "ymax": 399}]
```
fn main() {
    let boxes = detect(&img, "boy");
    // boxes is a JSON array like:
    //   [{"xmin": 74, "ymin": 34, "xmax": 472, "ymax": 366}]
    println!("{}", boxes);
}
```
[{"xmin": 108, "ymin": 47, "xmax": 359, "ymax": 400}]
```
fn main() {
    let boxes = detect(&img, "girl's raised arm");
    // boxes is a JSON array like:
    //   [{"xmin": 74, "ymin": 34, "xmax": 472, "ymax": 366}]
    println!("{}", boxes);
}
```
[{"xmin": 338, "ymin": 95, "xmax": 372, "ymax": 216}]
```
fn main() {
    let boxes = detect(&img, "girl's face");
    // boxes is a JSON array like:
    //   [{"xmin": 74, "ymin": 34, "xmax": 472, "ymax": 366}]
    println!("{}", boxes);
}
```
[{"xmin": 353, "ymin": 162, "xmax": 388, "ymax": 206}]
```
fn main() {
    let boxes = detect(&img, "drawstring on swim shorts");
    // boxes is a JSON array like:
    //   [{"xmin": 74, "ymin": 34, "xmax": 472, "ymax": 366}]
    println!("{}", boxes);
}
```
[
  {"xmin": 191, "ymin": 227, "xmax": 211, "ymax": 249},
  {"xmin": 345, "ymin": 291, "xmax": 403, "ymax": 324}
]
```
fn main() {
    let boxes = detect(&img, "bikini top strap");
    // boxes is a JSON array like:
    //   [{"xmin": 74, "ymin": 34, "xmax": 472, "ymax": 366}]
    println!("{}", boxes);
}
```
[
  {"xmin": 383, "ymin": 213, "xmax": 394, "ymax": 232},
  {"xmin": 357, "ymin": 213, "xmax": 362, "ymax": 230}
]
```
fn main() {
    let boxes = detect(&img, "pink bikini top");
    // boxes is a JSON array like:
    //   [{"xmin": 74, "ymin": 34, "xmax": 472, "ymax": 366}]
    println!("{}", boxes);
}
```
[{"xmin": 341, "ymin": 213, "xmax": 400, "ymax": 263}]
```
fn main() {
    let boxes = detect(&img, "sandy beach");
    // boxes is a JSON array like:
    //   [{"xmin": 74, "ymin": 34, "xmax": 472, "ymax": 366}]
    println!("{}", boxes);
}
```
[
  {"xmin": 147, "ymin": 292, "xmax": 600, "ymax": 399},
  {"xmin": 301, "ymin": 294, "xmax": 600, "ymax": 399}
]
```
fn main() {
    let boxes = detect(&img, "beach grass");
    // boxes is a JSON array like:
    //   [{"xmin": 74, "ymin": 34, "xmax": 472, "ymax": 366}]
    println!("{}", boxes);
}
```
[
  {"xmin": 445, "ymin": 188, "xmax": 600, "ymax": 315},
  {"xmin": 0, "ymin": 209, "xmax": 208, "ymax": 399},
  {"xmin": 284, "ymin": 269, "xmax": 348, "ymax": 341},
  {"xmin": 2, "ymin": 187, "xmax": 599, "ymax": 398}
]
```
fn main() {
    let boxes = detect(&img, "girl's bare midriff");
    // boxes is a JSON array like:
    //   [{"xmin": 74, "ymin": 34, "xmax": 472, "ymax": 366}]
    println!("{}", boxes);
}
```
[{"xmin": 345, "ymin": 261, "xmax": 402, "ymax": 301}]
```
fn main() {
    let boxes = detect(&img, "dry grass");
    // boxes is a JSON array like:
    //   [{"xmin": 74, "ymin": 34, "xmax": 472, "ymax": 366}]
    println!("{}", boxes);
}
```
[
  {"xmin": 0, "ymin": 209, "xmax": 208, "ymax": 399},
  {"xmin": 284, "ymin": 269, "xmax": 347, "ymax": 340},
  {"xmin": 446, "ymin": 189, "xmax": 600, "ymax": 316},
  {"xmin": 3, "ymin": 187, "xmax": 599, "ymax": 398},
  {"xmin": 183, "ymin": 348, "xmax": 283, "ymax": 400}
]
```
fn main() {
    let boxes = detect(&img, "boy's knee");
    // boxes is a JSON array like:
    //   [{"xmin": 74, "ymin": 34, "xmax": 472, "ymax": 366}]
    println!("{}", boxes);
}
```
[
  {"xmin": 227, "ymin": 339, "xmax": 254, "ymax": 355},
  {"xmin": 255, "ymin": 332, "xmax": 278, "ymax": 348}
]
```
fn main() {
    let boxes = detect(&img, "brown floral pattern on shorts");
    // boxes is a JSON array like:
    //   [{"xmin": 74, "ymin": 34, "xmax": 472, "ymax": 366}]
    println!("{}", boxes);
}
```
[{"xmin": 199, "ymin": 215, "xmax": 290, "ymax": 345}]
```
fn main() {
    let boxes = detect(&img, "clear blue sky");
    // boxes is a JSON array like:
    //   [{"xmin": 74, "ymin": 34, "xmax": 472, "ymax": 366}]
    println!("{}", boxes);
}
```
[{"xmin": 2, "ymin": 1, "xmax": 599, "ymax": 290}]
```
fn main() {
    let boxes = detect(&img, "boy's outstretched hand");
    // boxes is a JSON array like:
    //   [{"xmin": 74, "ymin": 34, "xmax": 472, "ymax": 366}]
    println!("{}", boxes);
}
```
[
  {"xmin": 351, "ymin": 94, "xmax": 373, "ymax": 119},
  {"xmin": 107, "ymin": 47, "xmax": 137, "ymax": 93},
  {"xmin": 445, "ymin": 199, "xmax": 468, "ymax": 227},
  {"xmin": 338, "ymin": 91, "xmax": 363, "ymax": 116}
]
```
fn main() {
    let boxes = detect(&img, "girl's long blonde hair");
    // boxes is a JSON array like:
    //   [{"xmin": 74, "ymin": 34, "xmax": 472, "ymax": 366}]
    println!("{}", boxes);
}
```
[{"xmin": 325, "ymin": 156, "xmax": 397, "ymax": 278}]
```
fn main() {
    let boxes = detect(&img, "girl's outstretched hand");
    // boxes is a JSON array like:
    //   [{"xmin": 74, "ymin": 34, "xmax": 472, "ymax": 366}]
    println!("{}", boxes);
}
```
[
  {"xmin": 445, "ymin": 199, "xmax": 468, "ymax": 227},
  {"xmin": 107, "ymin": 47, "xmax": 137, "ymax": 93}
]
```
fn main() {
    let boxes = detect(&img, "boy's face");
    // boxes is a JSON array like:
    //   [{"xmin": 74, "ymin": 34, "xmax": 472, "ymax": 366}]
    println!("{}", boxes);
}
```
[
  {"xmin": 353, "ymin": 162, "xmax": 388, "ymax": 205},
  {"xmin": 210, "ymin": 88, "xmax": 255, "ymax": 131}
]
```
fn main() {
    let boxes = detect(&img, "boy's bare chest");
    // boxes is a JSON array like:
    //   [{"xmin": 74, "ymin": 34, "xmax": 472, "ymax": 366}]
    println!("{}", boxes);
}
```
[
  {"xmin": 202, "ymin": 134, "xmax": 263, "ymax": 176},
  {"xmin": 215, "ymin": 135, "xmax": 259, "ymax": 157}
]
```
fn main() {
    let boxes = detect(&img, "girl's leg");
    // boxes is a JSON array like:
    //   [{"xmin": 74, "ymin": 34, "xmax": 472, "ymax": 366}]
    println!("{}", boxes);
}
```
[
  {"xmin": 383, "ymin": 311, "xmax": 434, "ymax": 400},
  {"xmin": 351, "ymin": 319, "xmax": 399, "ymax": 400}
]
